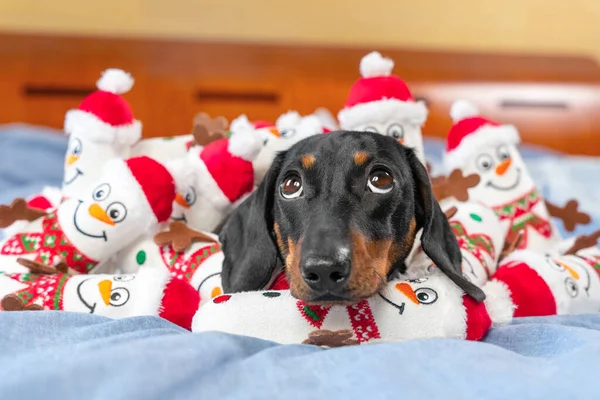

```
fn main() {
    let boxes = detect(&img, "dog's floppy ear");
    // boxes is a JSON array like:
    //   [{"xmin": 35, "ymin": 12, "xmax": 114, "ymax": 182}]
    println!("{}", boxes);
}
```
[
  {"xmin": 219, "ymin": 155, "xmax": 284, "ymax": 293},
  {"xmin": 407, "ymin": 150, "xmax": 486, "ymax": 302}
]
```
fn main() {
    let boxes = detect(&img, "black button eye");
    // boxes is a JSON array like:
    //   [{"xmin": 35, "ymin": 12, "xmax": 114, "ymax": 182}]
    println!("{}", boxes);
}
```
[
  {"xmin": 367, "ymin": 169, "xmax": 393, "ymax": 194},
  {"xmin": 414, "ymin": 288, "xmax": 438, "ymax": 305},
  {"xmin": 280, "ymin": 173, "xmax": 303, "ymax": 199},
  {"xmin": 387, "ymin": 123, "xmax": 404, "ymax": 140},
  {"xmin": 106, "ymin": 202, "xmax": 127, "ymax": 223},
  {"xmin": 476, "ymin": 154, "xmax": 494, "ymax": 172},
  {"xmin": 92, "ymin": 183, "xmax": 111, "ymax": 201}
]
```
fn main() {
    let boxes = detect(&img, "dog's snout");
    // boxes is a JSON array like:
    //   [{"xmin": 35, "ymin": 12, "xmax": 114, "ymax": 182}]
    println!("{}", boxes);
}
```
[{"xmin": 301, "ymin": 255, "xmax": 350, "ymax": 293}]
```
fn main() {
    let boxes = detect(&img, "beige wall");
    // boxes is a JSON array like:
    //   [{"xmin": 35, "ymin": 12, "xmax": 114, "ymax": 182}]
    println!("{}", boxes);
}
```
[{"xmin": 1, "ymin": 0, "xmax": 599, "ymax": 58}]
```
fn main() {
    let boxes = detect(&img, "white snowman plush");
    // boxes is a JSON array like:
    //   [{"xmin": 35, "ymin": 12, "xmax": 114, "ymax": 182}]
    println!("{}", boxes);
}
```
[
  {"xmin": 0, "ymin": 267, "xmax": 199, "ymax": 330},
  {"xmin": 337, "ymin": 51, "xmax": 428, "ymax": 164},
  {"xmin": 0, "ymin": 156, "xmax": 176, "ymax": 275},
  {"xmin": 253, "ymin": 110, "xmax": 326, "ymax": 185},
  {"xmin": 192, "ymin": 272, "xmax": 510, "ymax": 345},
  {"xmin": 62, "ymin": 69, "xmax": 142, "ymax": 199},
  {"xmin": 166, "ymin": 115, "xmax": 264, "ymax": 233},
  {"xmin": 115, "ymin": 223, "xmax": 224, "ymax": 307},
  {"xmin": 443, "ymin": 100, "xmax": 589, "ymax": 254},
  {"xmin": 130, "ymin": 134, "xmax": 194, "ymax": 164},
  {"xmin": 411, "ymin": 200, "xmax": 508, "ymax": 287},
  {"xmin": 492, "ymin": 248, "xmax": 600, "ymax": 317}
]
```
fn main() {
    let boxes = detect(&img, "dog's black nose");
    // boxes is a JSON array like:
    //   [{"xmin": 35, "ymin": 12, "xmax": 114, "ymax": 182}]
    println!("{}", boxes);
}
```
[{"xmin": 301, "ymin": 256, "xmax": 350, "ymax": 293}]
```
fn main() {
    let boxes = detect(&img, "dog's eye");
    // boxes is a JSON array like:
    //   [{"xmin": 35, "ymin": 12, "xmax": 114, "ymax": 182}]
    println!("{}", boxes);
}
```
[
  {"xmin": 367, "ymin": 169, "xmax": 393, "ymax": 194},
  {"xmin": 280, "ymin": 173, "xmax": 303, "ymax": 199}
]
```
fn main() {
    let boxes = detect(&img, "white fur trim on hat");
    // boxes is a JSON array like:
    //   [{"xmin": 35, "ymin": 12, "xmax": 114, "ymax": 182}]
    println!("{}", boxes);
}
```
[
  {"xmin": 229, "ymin": 114, "xmax": 253, "ymax": 133},
  {"xmin": 483, "ymin": 280, "xmax": 515, "ymax": 326},
  {"xmin": 228, "ymin": 125, "xmax": 263, "ymax": 162},
  {"xmin": 187, "ymin": 153, "xmax": 232, "ymax": 210},
  {"xmin": 360, "ymin": 51, "xmax": 394, "ymax": 78},
  {"xmin": 450, "ymin": 100, "xmax": 480, "ymax": 122},
  {"xmin": 131, "ymin": 266, "xmax": 172, "ymax": 316},
  {"xmin": 101, "ymin": 158, "xmax": 159, "ymax": 228},
  {"xmin": 97, "ymin": 69, "xmax": 135, "ymax": 94},
  {"xmin": 443, "ymin": 124, "xmax": 521, "ymax": 171},
  {"xmin": 276, "ymin": 110, "xmax": 302, "ymax": 131},
  {"xmin": 65, "ymin": 109, "xmax": 142, "ymax": 147},
  {"xmin": 338, "ymin": 98, "xmax": 428, "ymax": 129},
  {"xmin": 166, "ymin": 148, "xmax": 201, "ymax": 194}
]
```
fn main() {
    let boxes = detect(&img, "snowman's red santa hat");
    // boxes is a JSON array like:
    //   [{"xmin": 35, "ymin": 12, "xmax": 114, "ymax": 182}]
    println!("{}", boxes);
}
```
[
  {"xmin": 64, "ymin": 69, "xmax": 142, "ymax": 146},
  {"xmin": 132, "ymin": 267, "xmax": 200, "ymax": 330},
  {"xmin": 337, "ymin": 51, "xmax": 428, "ymax": 129},
  {"xmin": 103, "ymin": 156, "xmax": 176, "ymax": 227},
  {"xmin": 174, "ymin": 115, "xmax": 263, "ymax": 209},
  {"xmin": 444, "ymin": 100, "xmax": 521, "ymax": 171}
]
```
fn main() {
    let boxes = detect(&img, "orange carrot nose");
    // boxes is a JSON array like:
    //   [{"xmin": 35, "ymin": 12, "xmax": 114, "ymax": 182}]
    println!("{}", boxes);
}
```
[
  {"xmin": 397, "ymin": 138, "xmax": 406, "ymax": 144},
  {"xmin": 98, "ymin": 280, "xmax": 112, "ymax": 306},
  {"xmin": 395, "ymin": 282, "xmax": 419, "ymax": 304},
  {"xmin": 175, "ymin": 193, "xmax": 191, "ymax": 209},
  {"xmin": 66, "ymin": 155, "xmax": 79, "ymax": 166},
  {"xmin": 88, "ymin": 203, "xmax": 115, "ymax": 226},
  {"xmin": 211, "ymin": 287, "xmax": 222, "ymax": 298},
  {"xmin": 268, "ymin": 127, "xmax": 280, "ymax": 137},
  {"xmin": 557, "ymin": 261, "xmax": 580, "ymax": 280},
  {"xmin": 495, "ymin": 159, "xmax": 512, "ymax": 176}
]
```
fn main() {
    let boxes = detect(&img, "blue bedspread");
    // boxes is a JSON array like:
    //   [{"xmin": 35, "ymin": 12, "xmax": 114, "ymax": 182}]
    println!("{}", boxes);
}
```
[
  {"xmin": 1, "ymin": 124, "xmax": 600, "ymax": 399},
  {"xmin": 0, "ymin": 312, "xmax": 599, "ymax": 399}
]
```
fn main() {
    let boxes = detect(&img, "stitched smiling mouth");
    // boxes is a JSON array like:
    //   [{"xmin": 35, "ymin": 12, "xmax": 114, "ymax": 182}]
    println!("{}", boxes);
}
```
[
  {"xmin": 76, "ymin": 278, "xmax": 96, "ymax": 313},
  {"xmin": 73, "ymin": 200, "xmax": 107, "ymax": 242},
  {"xmin": 486, "ymin": 168, "xmax": 521, "ymax": 191},
  {"xmin": 378, "ymin": 293, "xmax": 405, "ymax": 315},
  {"xmin": 63, "ymin": 168, "xmax": 83, "ymax": 186}
]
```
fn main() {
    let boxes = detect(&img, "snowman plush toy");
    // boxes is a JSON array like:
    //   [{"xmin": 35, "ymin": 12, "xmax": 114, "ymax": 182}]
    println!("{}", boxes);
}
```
[
  {"xmin": 443, "ymin": 100, "xmax": 590, "ymax": 254},
  {"xmin": 337, "ymin": 51, "xmax": 428, "ymax": 164},
  {"xmin": 62, "ymin": 69, "xmax": 142, "ymax": 200}
]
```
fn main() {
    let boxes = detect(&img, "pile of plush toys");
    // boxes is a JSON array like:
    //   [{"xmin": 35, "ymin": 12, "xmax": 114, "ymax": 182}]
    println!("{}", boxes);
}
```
[{"xmin": 0, "ymin": 52, "xmax": 598, "ymax": 347}]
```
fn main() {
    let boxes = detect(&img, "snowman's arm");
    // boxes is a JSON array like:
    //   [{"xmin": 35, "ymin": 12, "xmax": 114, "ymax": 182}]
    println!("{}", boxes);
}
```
[
  {"xmin": 0, "ymin": 198, "xmax": 46, "ymax": 228},
  {"xmin": 545, "ymin": 199, "xmax": 591, "ymax": 232}
]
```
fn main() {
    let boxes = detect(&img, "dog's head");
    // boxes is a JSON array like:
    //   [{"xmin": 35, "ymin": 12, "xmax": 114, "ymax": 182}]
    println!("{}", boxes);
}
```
[{"xmin": 219, "ymin": 131, "xmax": 485, "ymax": 303}]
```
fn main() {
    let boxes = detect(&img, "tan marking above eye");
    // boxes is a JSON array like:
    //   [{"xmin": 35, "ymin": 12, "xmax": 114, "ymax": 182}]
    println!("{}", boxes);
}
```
[
  {"xmin": 353, "ymin": 152, "xmax": 369, "ymax": 166},
  {"xmin": 301, "ymin": 154, "xmax": 316, "ymax": 169}
]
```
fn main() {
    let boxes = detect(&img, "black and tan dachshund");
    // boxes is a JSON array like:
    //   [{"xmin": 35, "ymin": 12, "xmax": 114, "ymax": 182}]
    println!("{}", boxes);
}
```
[{"xmin": 219, "ymin": 131, "xmax": 486, "ymax": 303}]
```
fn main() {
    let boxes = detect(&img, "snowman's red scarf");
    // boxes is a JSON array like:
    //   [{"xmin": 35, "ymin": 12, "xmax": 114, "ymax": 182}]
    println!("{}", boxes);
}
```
[
  {"xmin": 0, "ymin": 212, "xmax": 98, "ymax": 274},
  {"xmin": 492, "ymin": 189, "xmax": 552, "ymax": 249},
  {"xmin": 0, "ymin": 272, "xmax": 69, "ymax": 310},
  {"xmin": 449, "ymin": 220, "xmax": 495, "ymax": 277},
  {"xmin": 297, "ymin": 299, "xmax": 381, "ymax": 343},
  {"xmin": 159, "ymin": 243, "xmax": 222, "ymax": 282}
]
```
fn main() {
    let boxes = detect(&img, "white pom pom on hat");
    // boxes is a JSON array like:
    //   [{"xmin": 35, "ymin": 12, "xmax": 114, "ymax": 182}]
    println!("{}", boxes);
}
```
[
  {"xmin": 228, "ymin": 114, "xmax": 263, "ymax": 162},
  {"xmin": 450, "ymin": 99, "xmax": 480, "ymax": 122},
  {"xmin": 96, "ymin": 68, "xmax": 135, "ymax": 95},
  {"xmin": 359, "ymin": 51, "xmax": 395, "ymax": 78}
]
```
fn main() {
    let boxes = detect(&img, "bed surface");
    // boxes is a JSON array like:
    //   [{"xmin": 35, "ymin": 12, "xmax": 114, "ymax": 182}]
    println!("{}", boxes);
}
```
[
  {"xmin": 1, "ymin": 311, "xmax": 600, "ymax": 399},
  {"xmin": 1, "ymin": 124, "xmax": 600, "ymax": 399}
]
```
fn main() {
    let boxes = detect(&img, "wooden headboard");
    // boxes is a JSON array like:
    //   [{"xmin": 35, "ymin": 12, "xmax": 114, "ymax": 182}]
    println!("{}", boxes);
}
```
[{"xmin": 2, "ymin": 33, "xmax": 600, "ymax": 155}]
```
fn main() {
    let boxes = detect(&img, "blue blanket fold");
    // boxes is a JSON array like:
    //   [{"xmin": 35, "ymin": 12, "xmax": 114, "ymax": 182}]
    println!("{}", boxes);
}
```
[{"xmin": 0, "ymin": 311, "xmax": 599, "ymax": 399}]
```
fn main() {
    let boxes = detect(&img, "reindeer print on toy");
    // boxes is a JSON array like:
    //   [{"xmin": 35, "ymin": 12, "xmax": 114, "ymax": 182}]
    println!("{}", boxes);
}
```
[{"xmin": 443, "ymin": 100, "xmax": 590, "ymax": 253}]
